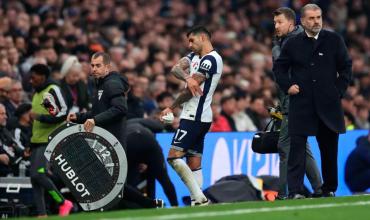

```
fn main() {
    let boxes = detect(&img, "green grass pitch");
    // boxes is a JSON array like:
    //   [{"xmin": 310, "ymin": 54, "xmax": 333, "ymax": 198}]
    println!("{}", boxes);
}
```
[{"xmin": 20, "ymin": 195, "xmax": 370, "ymax": 220}]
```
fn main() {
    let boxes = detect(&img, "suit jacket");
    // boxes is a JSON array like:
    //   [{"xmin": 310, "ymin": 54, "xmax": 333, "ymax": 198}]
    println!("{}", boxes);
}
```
[{"xmin": 273, "ymin": 29, "xmax": 352, "ymax": 135}]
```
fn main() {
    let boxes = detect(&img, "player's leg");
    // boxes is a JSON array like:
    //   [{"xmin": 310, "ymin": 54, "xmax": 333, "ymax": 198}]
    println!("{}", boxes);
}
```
[
  {"xmin": 187, "ymin": 156, "xmax": 203, "ymax": 188},
  {"xmin": 186, "ymin": 120, "xmax": 212, "ymax": 205},
  {"xmin": 304, "ymin": 142, "xmax": 323, "ymax": 195},
  {"xmin": 167, "ymin": 149, "xmax": 206, "ymax": 205},
  {"xmin": 30, "ymin": 145, "xmax": 73, "ymax": 216},
  {"xmin": 166, "ymin": 119, "xmax": 207, "ymax": 205}
]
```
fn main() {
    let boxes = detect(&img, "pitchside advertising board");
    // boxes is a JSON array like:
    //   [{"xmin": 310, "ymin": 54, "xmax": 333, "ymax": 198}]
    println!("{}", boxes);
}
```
[
  {"xmin": 156, "ymin": 130, "xmax": 369, "ymax": 206},
  {"xmin": 45, "ymin": 123, "xmax": 127, "ymax": 211}
]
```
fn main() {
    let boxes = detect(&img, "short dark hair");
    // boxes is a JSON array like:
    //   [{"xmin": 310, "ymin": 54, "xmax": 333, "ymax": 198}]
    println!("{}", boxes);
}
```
[
  {"xmin": 92, "ymin": 52, "xmax": 111, "ymax": 65},
  {"xmin": 220, "ymin": 95, "xmax": 235, "ymax": 105},
  {"xmin": 186, "ymin": 25, "xmax": 211, "ymax": 39},
  {"xmin": 156, "ymin": 91, "xmax": 174, "ymax": 103},
  {"xmin": 273, "ymin": 7, "xmax": 296, "ymax": 24},
  {"xmin": 15, "ymin": 103, "xmax": 32, "ymax": 118},
  {"xmin": 30, "ymin": 64, "xmax": 50, "ymax": 78},
  {"xmin": 344, "ymin": 111, "xmax": 355, "ymax": 123}
]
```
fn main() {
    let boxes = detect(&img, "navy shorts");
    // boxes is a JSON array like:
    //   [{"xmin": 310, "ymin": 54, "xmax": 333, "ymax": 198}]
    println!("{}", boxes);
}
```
[{"xmin": 170, "ymin": 119, "xmax": 212, "ymax": 157}]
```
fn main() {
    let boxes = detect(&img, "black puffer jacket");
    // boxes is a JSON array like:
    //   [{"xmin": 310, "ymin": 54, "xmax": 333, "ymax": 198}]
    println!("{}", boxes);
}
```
[{"xmin": 76, "ymin": 72, "xmax": 129, "ymax": 149}]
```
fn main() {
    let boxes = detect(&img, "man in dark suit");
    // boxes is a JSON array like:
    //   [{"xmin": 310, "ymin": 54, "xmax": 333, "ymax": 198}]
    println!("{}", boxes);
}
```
[
  {"xmin": 273, "ymin": 4, "xmax": 352, "ymax": 198},
  {"xmin": 272, "ymin": 7, "xmax": 322, "ymax": 199}
]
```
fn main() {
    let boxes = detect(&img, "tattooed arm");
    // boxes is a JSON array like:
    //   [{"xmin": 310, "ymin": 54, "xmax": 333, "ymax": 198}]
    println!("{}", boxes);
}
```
[
  {"xmin": 170, "ymin": 57, "xmax": 191, "ymax": 81},
  {"xmin": 170, "ymin": 74, "xmax": 206, "ymax": 109},
  {"xmin": 160, "ymin": 74, "xmax": 206, "ymax": 119},
  {"xmin": 170, "ymin": 57, "xmax": 203, "ymax": 97}
]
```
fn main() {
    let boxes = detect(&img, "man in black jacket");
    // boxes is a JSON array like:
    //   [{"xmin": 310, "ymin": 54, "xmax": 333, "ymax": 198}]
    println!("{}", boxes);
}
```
[
  {"xmin": 67, "ymin": 52, "xmax": 163, "ymax": 209},
  {"xmin": 273, "ymin": 4, "xmax": 352, "ymax": 198},
  {"xmin": 67, "ymin": 52, "xmax": 128, "ymax": 147}
]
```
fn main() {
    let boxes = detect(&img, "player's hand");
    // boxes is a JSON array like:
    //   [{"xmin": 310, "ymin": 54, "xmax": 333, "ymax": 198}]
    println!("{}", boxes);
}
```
[
  {"xmin": 67, "ymin": 113, "xmax": 77, "ymax": 122},
  {"xmin": 288, "ymin": 84, "xmax": 300, "ymax": 95},
  {"xmin": 160, "ymin": 108, "xmax": 173, "ymax": 122},
  {"xmin": 84, "ymin": 118, "xmax": 95, "ymax": 132},
  {"xmin": 186, "ymin": 77, "xmax": 203, "ymax": 97}
]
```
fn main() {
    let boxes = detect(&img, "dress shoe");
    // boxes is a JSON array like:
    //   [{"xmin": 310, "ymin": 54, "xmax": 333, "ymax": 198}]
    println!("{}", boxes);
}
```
[{"xmin": 311, "ymin": 189, "xmax": 323, "ymax": 198}]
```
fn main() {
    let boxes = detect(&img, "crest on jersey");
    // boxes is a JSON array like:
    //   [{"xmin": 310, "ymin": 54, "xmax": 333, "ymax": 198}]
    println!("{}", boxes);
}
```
[
  {"xmin": 192, "ymin": 61, "xmax": 199, "ymax": 70},
  {"xmin": 45, "ymin": 123, "xmax": 127, "ymax": 211}
]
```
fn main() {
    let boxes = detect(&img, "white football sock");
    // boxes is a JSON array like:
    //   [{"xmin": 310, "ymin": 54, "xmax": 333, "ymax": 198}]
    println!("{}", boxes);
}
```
[
  {"xmin": 192, "ymin": 169, "xmax": 203, "ymax": 189},
  {"xmin": 168, "ymin": 158, "xmax": 206, "ymax": 202}
]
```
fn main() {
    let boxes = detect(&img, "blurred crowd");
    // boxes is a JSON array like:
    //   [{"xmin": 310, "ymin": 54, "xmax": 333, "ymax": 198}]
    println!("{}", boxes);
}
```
[{"xmin": 0, "ymin": 0, "xmax": 369, "ymax": 177}]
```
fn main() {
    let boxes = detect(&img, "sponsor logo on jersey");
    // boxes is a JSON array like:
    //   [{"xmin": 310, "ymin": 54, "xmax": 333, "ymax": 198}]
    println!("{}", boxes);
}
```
[{"xmin": 200, "ymin": 60, "xmax": 212, "ymax": 71}]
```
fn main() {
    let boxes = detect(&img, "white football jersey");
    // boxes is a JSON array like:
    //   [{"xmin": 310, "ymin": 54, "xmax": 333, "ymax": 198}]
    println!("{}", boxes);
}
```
[{"xmin": 180, "ymin": 50, "xmax": 223, "ymax": 122}]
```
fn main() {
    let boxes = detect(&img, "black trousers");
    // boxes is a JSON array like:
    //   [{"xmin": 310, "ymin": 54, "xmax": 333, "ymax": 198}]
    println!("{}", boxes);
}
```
[
  {"xmin": 288, "ymin": 119, "xmax": 339, "ymax": 194},
  {"xmin": 30, "ymin": 145, "xmax": 65, "ymax": 215}
]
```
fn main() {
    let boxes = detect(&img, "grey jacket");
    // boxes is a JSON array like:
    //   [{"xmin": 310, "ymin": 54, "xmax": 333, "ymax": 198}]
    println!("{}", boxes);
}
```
[{"xmin": 272, "ymin": 25, "xmax": 304, "ymax": 114}]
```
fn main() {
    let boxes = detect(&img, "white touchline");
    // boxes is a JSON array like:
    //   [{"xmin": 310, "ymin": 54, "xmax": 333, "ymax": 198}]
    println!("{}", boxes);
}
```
[{"xmin": 100, "ymin": 200, "xmax": 370, "ymax": 220}]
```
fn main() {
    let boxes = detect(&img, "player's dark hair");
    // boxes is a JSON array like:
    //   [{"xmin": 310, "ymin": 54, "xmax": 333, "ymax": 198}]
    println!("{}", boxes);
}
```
[{"xmin": 186, "ymin": 26, "xmax": 211, "ymax": 39}]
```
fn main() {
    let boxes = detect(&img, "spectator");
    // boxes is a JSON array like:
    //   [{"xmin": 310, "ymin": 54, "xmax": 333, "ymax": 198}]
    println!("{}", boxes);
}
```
[
  {"xmin": 246, "ymin": 95, "xmax": 268, "ymax": 131},
  {"xmin": 3, "ymin": 79, "xmax": 25, "ymax": 118},
  {"xmin": 156, "ymin": 91, "xmax": 174, "ymax": 111},
  {"xmin": 220, "ymin": 95, "xmax": 237, "ymax": 131},
  {"xmin": 344, "ymin": 111, "xmax": 357, "ymax": 131},
  {"xmin": 127, "ymin": 75, "xmax": 146, "ymax": 119},
  {"xmin": 210, "ymin": 102, "xmax": 232, "ymax": 132},
  {"xmin": 0, "ymin": 103, "xmax": 28, "ymax": 177},
  {"xmin": 345, "ymin": 131, "xmax": 370, "ymax": 193},
  {"xmin": 0, "ymin": 103, "xmax": 11, "ymax": 177},
  {"xmin": 8, "ymin": 103, "xmax": 33, "ymax": 154},
  {"xmin": 355, "ymin": 103, "xmax": 370, "ymax": 129},
  {"xmin": 60, "ymin": 56, "xmax": 89, "ymax": 113},
  {"xmin": 232, "ymin": 92, "xmax": 257, "ymax": 132},
  {"xmin": 0, "ymin": 76, "xmax": 11, "ymax": 103}
]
